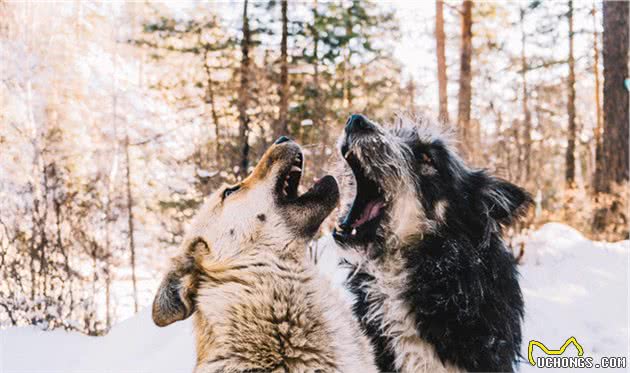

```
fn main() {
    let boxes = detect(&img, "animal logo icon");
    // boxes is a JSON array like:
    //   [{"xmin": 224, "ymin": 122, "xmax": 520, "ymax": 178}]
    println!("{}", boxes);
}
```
[{"xmin": 528, "ymin": 337, "xmax": 584, "ymax": 366}]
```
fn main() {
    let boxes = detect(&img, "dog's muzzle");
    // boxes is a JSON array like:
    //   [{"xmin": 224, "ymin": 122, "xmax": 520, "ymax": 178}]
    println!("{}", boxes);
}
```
[{"xmin": 345, "ymin": 114, "xmax": 376, "ymax": 135}]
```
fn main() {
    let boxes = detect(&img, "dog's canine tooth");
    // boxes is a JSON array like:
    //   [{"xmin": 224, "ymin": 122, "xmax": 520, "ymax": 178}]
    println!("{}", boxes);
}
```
[
  {"xmin": 291, "ymin": 165, "xmax": 301, "ymax": 172},
  {"xmin": 351, "ymin": 228, "xmax": 357, "ymax": 236}
]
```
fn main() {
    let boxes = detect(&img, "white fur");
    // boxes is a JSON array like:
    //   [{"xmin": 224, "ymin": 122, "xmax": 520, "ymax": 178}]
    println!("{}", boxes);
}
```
[
  {"xmin": 343, "ymin": 252, "xmax": 462, "ymax": 373},
  {"xmin": 434, "ymin": 199, "xmax": 449, "ymax": 223}
]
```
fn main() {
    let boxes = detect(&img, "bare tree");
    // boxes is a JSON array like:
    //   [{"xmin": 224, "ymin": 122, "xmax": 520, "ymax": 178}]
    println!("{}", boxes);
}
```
[
  {"xmin": 114, "ymin": 12, "xmax": 138, "ymax": 313},
  {"xmin": 275, "ymin": 0, "xmax": 289, "ymax": 140},
  {"xmin": 123, "ymin": 132, "xmax": 138, "ymax": 313},
  {"xmin": 565, "ymin": 0, "xmax": 577, "ymax": 186},
  {"xmin": 435, "ymin": 0, "xmax": 449, "ymax": 123},
  {"xmin": 591, "ymin": 2, "xmax": 603, "ymax": 192},
  {"xmin": 203, "ymin": 46, "xmax": 222, "ymax": 164},
  {"xmin": 457, "ymin": 0, "xmax": 473, "ymax": 161},
  {"xmin": 237, "ymin": 0, "xmax": 251, "ymax": 179},
  {"xmin": 519, "ymin": 6, "xmax": 532, "ymax": 180}
]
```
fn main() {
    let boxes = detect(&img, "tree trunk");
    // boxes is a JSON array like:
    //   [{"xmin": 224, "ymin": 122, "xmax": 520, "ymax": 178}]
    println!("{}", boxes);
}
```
[
  {"xmin": 595, "ymin": 1, "xmax": 629, "ymax": 192},
  {"xmin": 312, "ymin": 0, "xmax": 328, "ymax": 161},
  {"xmin": 275, "ymin": 0, "xmax": 289, "ymax": 140},
  {"xmin": 435, "ymin": 0, "xmax": 449, "ymax": 123},
  {"xmin": 237, "ymin": 0, "xmax": 251, "ymax": 179},
  {"xmin": 406, "ymin": 79, "xmax": 416, "ymax": 108},
  {"xmin": 124, "ymin": 133, "xmax": 138, "ymax": 313},
  {"xmin": 457, "ymin": 0, "xmax": 473, "ymax": 162},
  {"xmin": 103, "ymin": 160, "xmax": 116, "ymax": 330},
  {"xmin": 343, "ymin": 4, "xmax": 353, "ymax": 109},
  {"xmin": 520, "ymin": 7, "xmax": 532, "ymax": 181},
  {"xmin": 565, "ymin": 0, "xmax": 577, "ymax": 186},
  {"xmin": 592, "ymin": 3, "xmax": 603, "ymax": 192},
  {"xmin": 105, "ymin": 263, "xmax": 111, "ymax": 330},
  {"xmin": 203, "ymin": 48, "xmax": 221, "ymax": 164}
]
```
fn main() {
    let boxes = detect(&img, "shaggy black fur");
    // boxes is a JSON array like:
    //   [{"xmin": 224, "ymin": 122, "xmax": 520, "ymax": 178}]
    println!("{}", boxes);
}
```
[
  {"xmin": 335, "ymin": 114, "xmax": 532, "ymax": 372},
  {"xmin": 346, "ymin": 271, "xmax": 397, "ymax": 372}
]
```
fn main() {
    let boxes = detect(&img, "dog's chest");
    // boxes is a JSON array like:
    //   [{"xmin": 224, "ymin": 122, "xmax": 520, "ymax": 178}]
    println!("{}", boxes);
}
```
[{"xmin": 349, "ymin": 263, "xmax": 460, "ymax": 373}]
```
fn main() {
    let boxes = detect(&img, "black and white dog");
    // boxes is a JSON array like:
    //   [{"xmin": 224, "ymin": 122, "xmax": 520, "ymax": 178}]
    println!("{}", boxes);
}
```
[{"xmin": 333, "ymin": 114, "xmax": 532, "ymax": 372}]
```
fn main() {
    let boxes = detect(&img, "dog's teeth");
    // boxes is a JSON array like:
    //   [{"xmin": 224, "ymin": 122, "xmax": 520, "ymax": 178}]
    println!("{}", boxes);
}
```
[
  {"xmin": 351, "ymin": 228, "xmax": 357, "ymax": 236},
  {"xmin": 291, "ymin": 165, "xmax": 301, "ymax": 172}
]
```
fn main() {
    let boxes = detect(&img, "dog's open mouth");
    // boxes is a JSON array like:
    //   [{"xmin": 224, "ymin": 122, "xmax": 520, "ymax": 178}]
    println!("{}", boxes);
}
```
[
  {"xmin": 334, "ymin": 150, "xmax": 387, "ymax": 241},
  {"xmin": 276, "ymin": 148, "xmax": 338, "ymax": 206},
  {"xmin": 275, "ymin": 145, "xmax": 339, "ymax": 236},
  {"xmin": 278, "ymin": 151, "xmax": 304, "ymax": 201}
]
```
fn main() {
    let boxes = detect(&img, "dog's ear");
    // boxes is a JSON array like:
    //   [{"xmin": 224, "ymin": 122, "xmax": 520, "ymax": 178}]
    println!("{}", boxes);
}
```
[
  {"xmin": 481, "ymin": 177, "xmax": 532, "ymax": 226},
  {"xmin": 152, "ymin": 238, "xmax": 208, "ymax": 327}
]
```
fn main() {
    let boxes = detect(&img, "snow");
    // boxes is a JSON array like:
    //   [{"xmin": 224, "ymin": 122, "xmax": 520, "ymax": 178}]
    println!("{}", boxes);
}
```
[
  {"xmin": 518, "ymin": 223, "xmax": 629, "ymax": 372},
  {"xmin": 1, "ymin": 223, "xmax": 628, "ymax": 372},
  {"xmin": 1, "ymin": 308, "xmax": 195, "ymax": 373}
]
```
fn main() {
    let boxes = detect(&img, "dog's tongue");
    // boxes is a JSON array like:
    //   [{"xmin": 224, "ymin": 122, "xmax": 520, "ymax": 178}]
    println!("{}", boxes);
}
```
[{"xmin": 352, "ymin": 200, "xmax": 384, "ymax": 228}]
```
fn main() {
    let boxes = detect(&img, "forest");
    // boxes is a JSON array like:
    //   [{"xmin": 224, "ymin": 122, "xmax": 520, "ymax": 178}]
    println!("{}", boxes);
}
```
[{"xmin": 0, "ymin": 0, "xmax": 628, "ymax": 337}]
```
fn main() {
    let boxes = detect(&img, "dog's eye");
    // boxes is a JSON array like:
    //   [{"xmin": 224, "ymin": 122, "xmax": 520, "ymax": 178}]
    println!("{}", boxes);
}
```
[
  {"xmin": 222, "ymin": 185, "xmax": 240, "ymax": 199},
  {"xmin": 419, "ymin": 152, "xmax": 433, "ymax": 164}
]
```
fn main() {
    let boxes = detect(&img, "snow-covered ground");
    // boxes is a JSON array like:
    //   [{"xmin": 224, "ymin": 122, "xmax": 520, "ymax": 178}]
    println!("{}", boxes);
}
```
[
  {"xmin": 1, "ymin": 223, "xmax": 628, "ymax": 372},
  {"xmin": 1, "ymin": 307, "xmax": 195, "ymax": 373},
  {"xmin": 518, "ymin": 223, "xmax": 628, "ymax": 372}
]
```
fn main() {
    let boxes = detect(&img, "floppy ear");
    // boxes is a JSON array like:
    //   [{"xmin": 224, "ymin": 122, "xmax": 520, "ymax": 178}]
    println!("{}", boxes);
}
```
[
  {"xmin": 481, "ymin": 177, "xmax": 532, "ymax": 226},
  {"xmin": 152, "ymin": 238, "xmax": 208, "ymax": 327}
]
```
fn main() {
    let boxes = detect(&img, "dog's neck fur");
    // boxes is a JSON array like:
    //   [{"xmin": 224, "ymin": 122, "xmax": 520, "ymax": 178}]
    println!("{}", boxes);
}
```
[
  {"xmin": 344, "ymin": 239, "xmax": 461, "ymax": 373},
  {"xmin": 211, "ymin": 222, "xmax": 310, "ymax": 265},
  {"xmin": 193, "ymin": 243, "xmax": 315, "ymax": 368},
  {"xmin": 192, "ymin": 240, "xmax": 378, "ymax": 373}
]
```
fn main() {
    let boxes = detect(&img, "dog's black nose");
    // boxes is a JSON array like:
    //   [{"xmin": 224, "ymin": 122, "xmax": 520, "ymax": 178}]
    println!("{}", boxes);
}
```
[
  {"xmin": 345, "ymin": 114, "xmax": 373, "ymax": 134},
  {"xmin": 274, "ymin": 136, "xmax": 291, "ymax": 145}
]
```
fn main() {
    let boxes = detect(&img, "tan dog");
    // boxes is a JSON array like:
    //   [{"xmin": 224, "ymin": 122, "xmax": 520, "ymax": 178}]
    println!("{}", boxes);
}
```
[{"xmin": 152, "ymin": 137, "xmax": 377, "ymax": 373}]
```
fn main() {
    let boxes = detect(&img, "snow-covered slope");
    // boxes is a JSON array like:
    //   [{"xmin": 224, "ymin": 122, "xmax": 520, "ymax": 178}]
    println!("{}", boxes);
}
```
[
  {"xmin": 518, "ymin": 223, "xmax": 628, "ymax": 372},
  {"xmin": 1, "ymin": 308, "xmax": 195, "ymax": 373},
  {"xmin": 1, "ymin": 223, "xmax": 628, "ymax": 372}
]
